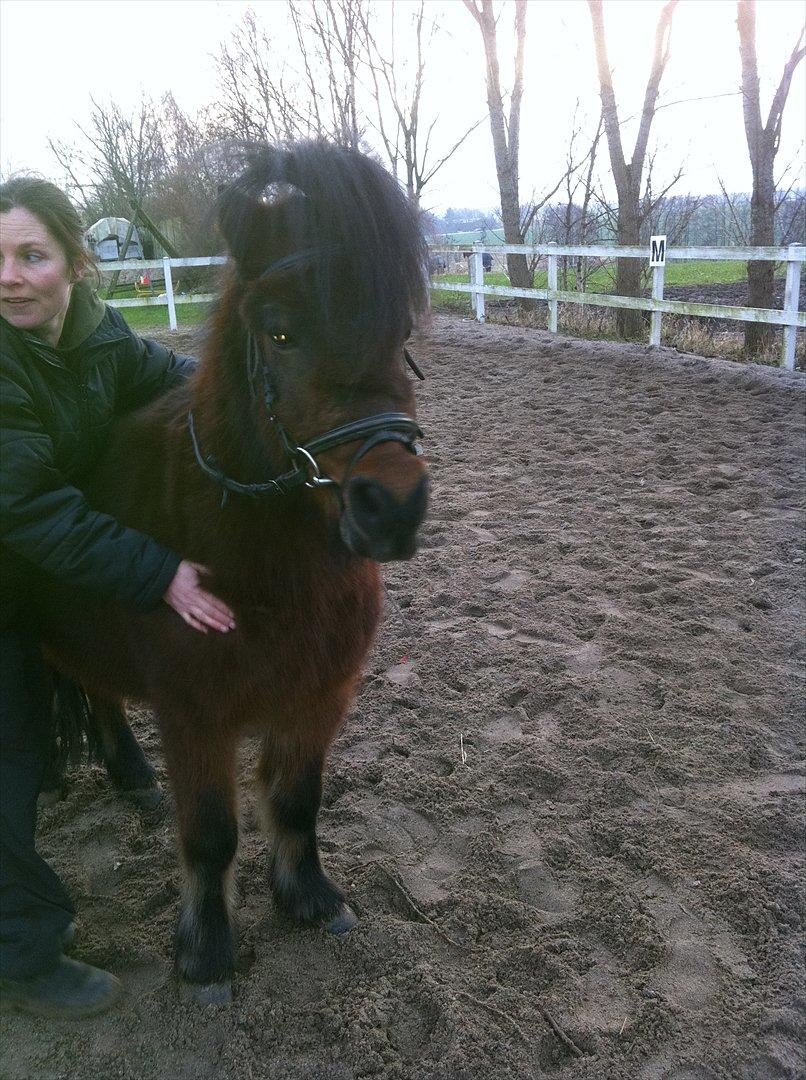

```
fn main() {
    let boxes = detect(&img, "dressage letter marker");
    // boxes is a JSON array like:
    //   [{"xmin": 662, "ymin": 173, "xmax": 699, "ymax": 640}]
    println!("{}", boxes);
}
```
[{"xmin": 650, "ymin": 235, "xmax": 667, "ymax": 267}]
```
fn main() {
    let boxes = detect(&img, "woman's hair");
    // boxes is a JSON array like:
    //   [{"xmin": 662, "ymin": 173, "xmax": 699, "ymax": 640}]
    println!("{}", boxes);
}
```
[{"xmin": 0, "ymin": 175, "xmax": 96, "ymax": 280}]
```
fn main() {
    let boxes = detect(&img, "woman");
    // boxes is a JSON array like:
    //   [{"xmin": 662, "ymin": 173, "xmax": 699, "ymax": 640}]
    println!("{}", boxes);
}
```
[{"xmin": 0, "ymin": 177, "xmax": 235, "ymax": 1017}]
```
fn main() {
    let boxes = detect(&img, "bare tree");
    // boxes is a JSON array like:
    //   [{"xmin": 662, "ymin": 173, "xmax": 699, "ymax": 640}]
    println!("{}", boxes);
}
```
[
  {"xmin": 642, "ymin": 187, "xmax": 702, "ymax": 248},
  {"xmin": 462, "ymin": 0, "xmax": 531, "ymax": 289},
  {"xmin": 737, "ymin": 0, "xmax": 805, "ymax": 354},
  {"xmin": 49, "ymin": 95, "xmax": 178, "ymax": 257},
  {"xmin": 776, "ymin": 186, "xmax": 806, "ymax": 246},
  {"xmin": 150, "ymin": 97, "xmax": 237, "ymax": 255},
  {"xmin": 588, "ymin": 0, "xmax": 679, "ymax": 338},
  {"xmin": 215, "ymin": 9, "xmax": 307, "ymax": 143},
  {"xmin": 50, "ymin": 98, "xmax": 158, "ymax": 216},
  {"xmin": 715, "ymin": 178, "xmax": 752, "ymax": 245},
  {"xmin": 297, "ymin": 0, "xmax": 365, "ymax": 150},
  {"xmin": 50, "ymin": 91, "xmax": 246, "ymax": 268},
  {"xmin": 215, "ymin": 2, "xmax": 367, "ymax": 150},
  {"xmin": 360, "ymin": 1, "xmax": 484, "ymax": 209},
  {"xmin": 544, "ymin": 105, "xmax": 605, "ymax": 289}
]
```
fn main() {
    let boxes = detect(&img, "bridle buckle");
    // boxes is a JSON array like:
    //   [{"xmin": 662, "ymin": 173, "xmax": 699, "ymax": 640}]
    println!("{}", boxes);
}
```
[{"xmin": 293, "ymin": 446, "xmax": 336, "ymax": 489}]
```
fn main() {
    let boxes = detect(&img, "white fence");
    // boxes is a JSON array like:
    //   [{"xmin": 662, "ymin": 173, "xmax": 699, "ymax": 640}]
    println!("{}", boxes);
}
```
[
  {"xmin": 103, "ymin": 256, "xmax": 225, "ymax": 329},
  {"xmin": 433, "ymin": 242, "xmax": 805, "ymax": 370},
  {"xmin": 104, "ymin": 245, "xmax": 805, "ymax": 370}
]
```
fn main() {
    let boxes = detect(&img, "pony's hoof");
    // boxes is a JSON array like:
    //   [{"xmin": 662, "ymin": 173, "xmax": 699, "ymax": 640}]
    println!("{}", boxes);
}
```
[
  {"xmin": 181, "ymin": 981, "xmax": 232, "ymax": 1007},
  {"xmin": 328, "ymin": 905, "xmax": 358, "ymax": 935},
  {"xmin": 126, "ymin": 785, "xmax": 163, "ymax": 811}
]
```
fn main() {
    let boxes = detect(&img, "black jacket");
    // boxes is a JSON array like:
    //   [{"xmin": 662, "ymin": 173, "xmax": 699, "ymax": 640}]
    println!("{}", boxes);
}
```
[{"xmin": 0, "ymin": 281, "xmax": 194, "ymax": 629}]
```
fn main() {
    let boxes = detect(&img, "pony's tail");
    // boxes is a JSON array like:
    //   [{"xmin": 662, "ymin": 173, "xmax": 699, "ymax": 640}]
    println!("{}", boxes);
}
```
[{"xmin": 42, "ymin": 670, "xmax": 101, "ymax": 796}]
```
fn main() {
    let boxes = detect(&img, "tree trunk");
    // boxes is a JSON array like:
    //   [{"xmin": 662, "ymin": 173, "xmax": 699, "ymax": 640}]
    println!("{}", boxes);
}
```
[
  {"xmin": 589, "ymin": 0, "xmax": 678, "ymax": 341},
  {"xmin": 746, "ymin": 160, "xmax": 776, "ymax": 353},
  {"xmin": 614, "ymin": 171, "xmax": 643, "ymax": 339},
  {"xmin": 464, "ymin": 0, "xmax": 531, "ymax": 292},
  {"xmin": 497, "ymin": 166, "xmax": 530, "ymax": 289},
  {"xmin": 106, "ymin": 217, "xmax": 137, "ymax": 298},
  {"xmin": 126, "ymin": 192, "xmax": 179, "ymax": 258},
  {"xmin": 735, "ymin": 0, "xmax": 804, "ymax": 356}
]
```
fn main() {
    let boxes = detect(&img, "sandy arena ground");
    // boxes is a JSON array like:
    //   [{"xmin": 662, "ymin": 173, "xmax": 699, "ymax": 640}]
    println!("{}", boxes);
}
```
[{"xmin": 2, "ymin": 315, "xmax": 804, "ymax": 1080}]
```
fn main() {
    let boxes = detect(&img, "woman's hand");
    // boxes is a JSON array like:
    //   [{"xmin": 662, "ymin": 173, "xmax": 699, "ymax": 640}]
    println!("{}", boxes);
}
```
[{"xmin": 163, "ymin": 560, "xmax": 236, "ymax": 634}]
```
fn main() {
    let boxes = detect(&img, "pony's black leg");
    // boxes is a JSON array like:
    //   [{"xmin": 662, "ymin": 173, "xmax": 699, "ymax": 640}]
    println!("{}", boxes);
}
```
[
  {"xmin": 38, "ymin": 758, "xmax": 66, "ymax": 807},
  {"xmin": 38, "ymin": 669, "xmax": 83, "ymax": 805},
  {"xmin": 91, "ymin": 699, "xmax": 161, "ymax": 808},
  {"xmin": 162, "ymin": 725, "xmax": 238, "ymax": 1004},
  {"xmin": 257, "ymin": 743, "xmax": 355, "ymax": 933}
]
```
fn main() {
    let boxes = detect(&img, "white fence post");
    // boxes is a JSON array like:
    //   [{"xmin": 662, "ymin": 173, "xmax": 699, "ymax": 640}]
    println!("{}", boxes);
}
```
[
  {"xmin": 471, "ymin": 244, "xmax": 485, "ymax": 322},
  {"xmin": 547, "ymin": 245, "xmax": 558, "ymax": 333},
  {"xmin": 650, "ymin": 264, "xmax": 665, "ymax": 347},
  {"xmin": 782, "ymin": 244, "xmax": 803, "ymax": 370},
  {"xmin": 163, "ymin": 257, "xmax": 177, "ymax": 331}
]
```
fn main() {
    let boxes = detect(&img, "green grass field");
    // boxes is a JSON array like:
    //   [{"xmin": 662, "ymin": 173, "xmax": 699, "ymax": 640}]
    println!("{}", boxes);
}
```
[{"xmin": 114, "ymin": 302, "xmax": 210, "ymax": 333}]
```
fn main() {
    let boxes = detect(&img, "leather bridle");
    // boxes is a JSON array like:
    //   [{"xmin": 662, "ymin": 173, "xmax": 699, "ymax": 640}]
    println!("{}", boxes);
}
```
[{"xmin": 187, "ymin": 331, "xmax": 424, "ymax": 508}]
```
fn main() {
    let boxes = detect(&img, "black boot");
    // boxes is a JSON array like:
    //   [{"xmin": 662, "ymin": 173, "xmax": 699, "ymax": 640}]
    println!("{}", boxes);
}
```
[{"xmin": 0, "ymin": 956, "xmax": 123, "ymax": 1018}]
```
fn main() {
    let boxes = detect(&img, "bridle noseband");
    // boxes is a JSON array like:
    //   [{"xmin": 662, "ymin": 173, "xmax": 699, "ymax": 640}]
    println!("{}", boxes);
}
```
[{"xmin": 187, "ymin": 333, "xmax": 424, "ymax": 508}]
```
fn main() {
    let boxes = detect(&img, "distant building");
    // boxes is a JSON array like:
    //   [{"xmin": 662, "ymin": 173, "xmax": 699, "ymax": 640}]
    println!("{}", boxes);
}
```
[{"xmin": 84, "ymin": 217, "xmax": 144, "ymax": 261}]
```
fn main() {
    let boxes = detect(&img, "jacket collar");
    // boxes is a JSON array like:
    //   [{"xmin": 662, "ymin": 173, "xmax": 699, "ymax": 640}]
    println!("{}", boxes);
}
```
[
  {"xmin": 58, "ymin": 278, "xmax": 107, "ymax": 350},
  {"xmin": 2, "ymin": 280, "xmax": 125, "ymax": 373}
]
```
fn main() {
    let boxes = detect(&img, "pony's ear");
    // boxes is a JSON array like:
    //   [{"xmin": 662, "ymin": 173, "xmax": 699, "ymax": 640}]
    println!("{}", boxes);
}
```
[
  {"xmin": 216, "ymin": 147, "xmax": 296, "ymax": 278},
  {"xmin": 216, "ymin": 184, "xmax": 263, "ymax": 272}
]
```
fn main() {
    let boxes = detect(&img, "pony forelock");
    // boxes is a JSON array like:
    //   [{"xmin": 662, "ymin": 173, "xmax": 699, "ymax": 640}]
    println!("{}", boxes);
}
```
[{"xmin": 216, "ymin": 141, "xmax": 429, "ymax": 355}]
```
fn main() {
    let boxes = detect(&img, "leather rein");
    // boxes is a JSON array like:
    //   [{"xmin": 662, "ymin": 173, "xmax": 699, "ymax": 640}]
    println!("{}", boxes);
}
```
[{"xmin": 187, "ymin": 329, "xmax": 425, "ymax": 508}]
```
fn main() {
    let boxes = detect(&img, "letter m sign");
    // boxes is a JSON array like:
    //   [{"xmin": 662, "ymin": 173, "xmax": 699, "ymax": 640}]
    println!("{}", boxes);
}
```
[{"xmin": 649, "ymin": 235, "xmax": 666, "ymax": 267}]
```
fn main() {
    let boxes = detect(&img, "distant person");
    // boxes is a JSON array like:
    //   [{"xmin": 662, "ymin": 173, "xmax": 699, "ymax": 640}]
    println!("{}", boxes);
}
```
[
  {"xmin": 462, "ymin": 250, "xmax": 493, "ymax": 273},
  {"xmin": 0, "ymin": 176, "xmax": 236, "ymax": 1017}
]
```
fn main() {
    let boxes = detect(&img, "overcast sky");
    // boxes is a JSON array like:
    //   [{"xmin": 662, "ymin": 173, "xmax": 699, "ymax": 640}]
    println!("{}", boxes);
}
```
[{"xmin": 1, "ymin": 0, "xmax": 804, "ymax": 215}]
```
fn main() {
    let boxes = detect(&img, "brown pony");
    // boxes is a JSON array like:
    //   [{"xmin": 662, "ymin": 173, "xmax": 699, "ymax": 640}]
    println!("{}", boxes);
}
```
[{"xmin": 37, "ymin": 142, "xmax": 430, "ymax": 1003}]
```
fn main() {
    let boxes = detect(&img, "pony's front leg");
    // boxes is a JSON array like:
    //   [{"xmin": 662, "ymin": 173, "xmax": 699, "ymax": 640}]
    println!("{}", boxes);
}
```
[
  {"xmin": 257, "ymin": 741, "xmax": 356, "ymax": 934},
  {"xmin": 160, "ymin": 725, "xmax": 238, "ymax": 1004}
]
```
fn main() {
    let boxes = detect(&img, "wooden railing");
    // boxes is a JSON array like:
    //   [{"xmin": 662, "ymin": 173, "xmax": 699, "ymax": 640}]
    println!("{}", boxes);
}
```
[{"xmin": 431, "ymin": 242, "xmax": 805, "ymax": 370}]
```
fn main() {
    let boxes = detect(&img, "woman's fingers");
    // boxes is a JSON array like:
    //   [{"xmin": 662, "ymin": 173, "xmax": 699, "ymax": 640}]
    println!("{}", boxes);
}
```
[
  {"xmin": 180, "ymin": 611, "xmax": 208, "ymax": 634},
  {"xmin": 165, "ymin": 560, "xmax": 236, "ymax": 634},
  {"xmin": 196, "ymin": 589, "xmax": 236, "ymax": 627},
  {"xmin": 191, "ymin": 600, "xmax": 234, "ymax": 633},
  {"xmin": 186, "ymin": 563, "xmax": 236, "ymax": 628}
]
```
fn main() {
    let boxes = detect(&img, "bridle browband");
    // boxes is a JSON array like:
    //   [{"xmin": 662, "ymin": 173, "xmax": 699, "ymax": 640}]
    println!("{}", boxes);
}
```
[{"xmin": 187, "ymin": 273, "xmax": 425, "ymax": 507}]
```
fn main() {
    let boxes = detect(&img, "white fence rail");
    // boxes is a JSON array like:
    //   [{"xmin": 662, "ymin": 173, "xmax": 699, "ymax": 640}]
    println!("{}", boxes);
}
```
[
  {"xmin": 103, "ymin": 257, "xmax": 226, "ymax": 330},
  {"xmin": 104, "ymin": 245, "xmax": 805, "ymax": 369},
  {"xmin": 432, "ymin": 242, "xmax": 805, "ymax": 370}
]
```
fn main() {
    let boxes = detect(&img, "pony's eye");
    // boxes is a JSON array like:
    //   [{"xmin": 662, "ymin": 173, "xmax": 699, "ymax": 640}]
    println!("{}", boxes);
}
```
[{"xmin": 269, "ymin": 331, "xmax": 293, "ymax": 348}]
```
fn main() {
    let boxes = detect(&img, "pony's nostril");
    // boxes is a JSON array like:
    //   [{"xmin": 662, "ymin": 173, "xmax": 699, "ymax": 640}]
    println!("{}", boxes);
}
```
[
  {"xmin": 344, "ymin": 475, "xmax": 429, "ymax": 560},
  {"xmin": 348, "ymin": 478, "xmax": 388, "ymax": 532}
]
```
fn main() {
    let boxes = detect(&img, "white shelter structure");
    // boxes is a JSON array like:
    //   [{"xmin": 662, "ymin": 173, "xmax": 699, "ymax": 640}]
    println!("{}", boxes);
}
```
[{"xmin": 85, "ymin": 217, "xmax": 144, "ymax": 262}]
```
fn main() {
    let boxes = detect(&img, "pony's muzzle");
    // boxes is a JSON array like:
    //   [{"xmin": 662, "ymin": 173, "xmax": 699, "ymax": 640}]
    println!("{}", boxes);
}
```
[{"xmin": 340, "ymin": 475, "xmax": 429, "ymax": 561}]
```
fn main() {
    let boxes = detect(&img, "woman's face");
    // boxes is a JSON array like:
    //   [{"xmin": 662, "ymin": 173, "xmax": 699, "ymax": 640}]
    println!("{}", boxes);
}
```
[{"xmin": 0, "ymin": 207, "xmax": 80, "ymax": 346}]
